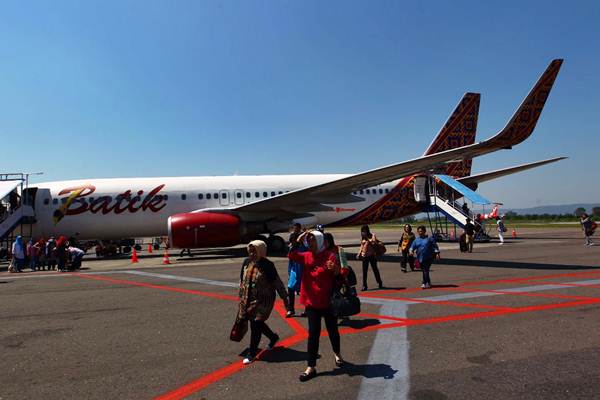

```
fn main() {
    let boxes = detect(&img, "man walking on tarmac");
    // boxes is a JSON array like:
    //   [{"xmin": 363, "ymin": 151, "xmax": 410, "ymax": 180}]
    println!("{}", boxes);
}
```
[{"xmin": 410, "ymin": 226, "xmax": 440, "ymax": 289}]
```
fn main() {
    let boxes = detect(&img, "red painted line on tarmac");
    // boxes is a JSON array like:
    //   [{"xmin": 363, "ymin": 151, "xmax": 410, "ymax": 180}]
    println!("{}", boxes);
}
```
[
  {"xmin": 524, "ymin": 281, "xmax": 600, "ymax": 289},
  {"xmin": 370, "ymin": 270, "xmax": 600, "ymax": 296},
  {"xmin": 361, "ymin": 292, "xmax": 513, "ymax": 311},
  {"xmin": 397, "ymin": 298, "xmax": 600, "ymax": 328},
  {"xmin": 72, "ymin": 273, "xmax": 238, "ymax": 301},
  {"xmin": 435, "ymin": 286, "xmax": 600, "ymax": 302}
]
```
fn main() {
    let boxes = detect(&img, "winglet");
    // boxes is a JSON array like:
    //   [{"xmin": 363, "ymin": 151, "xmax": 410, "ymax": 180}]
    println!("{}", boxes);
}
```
[{"xmin": 488, "ymin": 59, "xmax": 563, "ymax": 148}]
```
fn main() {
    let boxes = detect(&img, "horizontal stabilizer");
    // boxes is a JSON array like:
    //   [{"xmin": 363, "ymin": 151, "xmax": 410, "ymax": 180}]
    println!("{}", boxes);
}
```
[{"xmin": 458, "ymin": 157, "xmax": 567, "ymax": 189}]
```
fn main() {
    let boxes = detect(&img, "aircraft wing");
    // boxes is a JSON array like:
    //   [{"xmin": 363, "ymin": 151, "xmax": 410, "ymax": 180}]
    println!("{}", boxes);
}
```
[
  {"xmin": 458, "ymin": 157, "xmax": 567, "ymax": 190},
  {"xmin": 199, "ymin": 59, "xmax": 563, "ymax": 221}
]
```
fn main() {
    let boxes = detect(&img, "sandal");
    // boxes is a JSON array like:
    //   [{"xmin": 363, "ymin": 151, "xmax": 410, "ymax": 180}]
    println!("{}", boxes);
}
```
[{"xmin": 299, "ymin": 368, "xmax": 317, "ymax": 382}]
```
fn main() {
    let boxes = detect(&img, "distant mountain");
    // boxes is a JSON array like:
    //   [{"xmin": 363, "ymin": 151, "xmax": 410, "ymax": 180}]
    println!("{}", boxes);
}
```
[{"xmin": 504, "ymin": 204, "xmax": 599, "ymax": 215}]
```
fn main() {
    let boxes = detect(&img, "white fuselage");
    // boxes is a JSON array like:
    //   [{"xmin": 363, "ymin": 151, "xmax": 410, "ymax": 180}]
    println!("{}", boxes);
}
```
[{"xmin": 28, "ymin": 175, "xmax": 399, "ymax": 240}]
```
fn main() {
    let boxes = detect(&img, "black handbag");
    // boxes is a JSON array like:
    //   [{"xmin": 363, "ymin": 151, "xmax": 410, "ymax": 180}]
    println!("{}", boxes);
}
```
[{"xmin": 330, "ymin": 285, "xmax": 361, "ymax": 317}]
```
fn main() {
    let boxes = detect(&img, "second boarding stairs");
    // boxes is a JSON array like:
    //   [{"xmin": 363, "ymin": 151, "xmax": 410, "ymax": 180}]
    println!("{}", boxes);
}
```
[{"xmin": 416, "ymin": 174, "xmax": 496, "ymax": 230}]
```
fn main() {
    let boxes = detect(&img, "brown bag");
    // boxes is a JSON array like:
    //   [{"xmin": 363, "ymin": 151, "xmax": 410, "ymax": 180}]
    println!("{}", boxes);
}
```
[
  {"xmin": 229, "ymin": 317, "xmax": 248, "ymax": 342},
  {"xmin": 374, "ymin": 240, "xmax": 387, "ymax": 256}
]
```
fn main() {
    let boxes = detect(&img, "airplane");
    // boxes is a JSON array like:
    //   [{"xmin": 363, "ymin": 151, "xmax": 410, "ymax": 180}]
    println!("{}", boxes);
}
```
[{"xmin": 1, "ymin": 59, "xmax": 565, "ymax": 253}]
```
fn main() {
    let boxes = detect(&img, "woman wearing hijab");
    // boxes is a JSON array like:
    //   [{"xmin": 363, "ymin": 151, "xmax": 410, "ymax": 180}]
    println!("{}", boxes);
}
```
[
  {"xmin": 398, "ymin": 224, "xmax": 416, "ymax": 273},
  {"xmin": 289, "ymin": 230, "xmax": 344, "ymax": 382},
  {"xmin": 11, "ymin": 236, "xmax": 26, "ymax": 272},
  {"xmin": 238, "ymin": 240, "xmax": 290, "ymax": 365}
]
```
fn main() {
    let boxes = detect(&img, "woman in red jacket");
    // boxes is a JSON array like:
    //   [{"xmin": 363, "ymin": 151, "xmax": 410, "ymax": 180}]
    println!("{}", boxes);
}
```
[{"xmin": 289, "ymin": 230, "xmax": 344, "ymax": 382}]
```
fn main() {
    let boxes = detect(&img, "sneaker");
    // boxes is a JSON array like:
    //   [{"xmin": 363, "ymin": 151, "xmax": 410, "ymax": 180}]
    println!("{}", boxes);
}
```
[
  {"xmin": 498, "ymin": 242, "xmax": 504, "ymax": 245},
  {"xmin": 361, "ymin": 286, "xmax": 368, "ymax": 291},
  {"xmin": 424, "ymin": 283, "xmax": 431, "ymax": 289},
  {"xmin": 242, "ymin": 357, "xmax": 254, "ymax": 365},
  {"xmin": 285, "ymin": 310, "xmax": 295, "ymax": 318},
  {"xmin": 267, "ymin": 334, "xmax": 279, "ymax": 350},
  {"xmin": 421, "ymin": 284, "xmax": 426, "ymax": 289}
]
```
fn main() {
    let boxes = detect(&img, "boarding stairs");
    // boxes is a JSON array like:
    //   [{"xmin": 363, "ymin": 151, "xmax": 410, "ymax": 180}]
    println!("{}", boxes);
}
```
[
  {"xmin": 414, "ymin": 174, "xmax": 492, "ymax": 241},
  {"xmin": 0, "ymin": 205, "xmax": 35, "ymax": 241},
  {"xmin": 428, "ymin": 195, "xmax": 471, "ymax": 228}
]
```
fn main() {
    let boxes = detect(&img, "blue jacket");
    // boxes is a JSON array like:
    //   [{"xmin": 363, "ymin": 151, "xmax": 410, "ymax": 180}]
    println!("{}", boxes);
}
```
[
  {"xmin": 287, "ymin": 244, "xmax": 307, "ymax": 291},
  {"xmin": 410, "ymin": 236, "xmax": 439, "ymax": 263}
]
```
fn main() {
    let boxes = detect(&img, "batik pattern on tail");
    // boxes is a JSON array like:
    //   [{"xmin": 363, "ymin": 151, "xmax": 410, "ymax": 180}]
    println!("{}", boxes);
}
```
[{"xmin": 423, "ymin": 92, "xmax": 480, "ymax": 178}]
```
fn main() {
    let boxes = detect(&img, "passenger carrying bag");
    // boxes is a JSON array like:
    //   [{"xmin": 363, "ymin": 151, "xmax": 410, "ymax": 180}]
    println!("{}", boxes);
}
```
[
  {"xmin": 330, "ymin": 285, "xmax": 361, "ymax": 317},
  {"xmin": 229, "ymin": 317, "xmax": 248, "ymax": 342}
]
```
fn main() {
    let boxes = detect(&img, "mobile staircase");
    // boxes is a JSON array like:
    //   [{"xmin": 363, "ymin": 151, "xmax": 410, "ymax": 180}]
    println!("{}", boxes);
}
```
[
  {"xmin": 413, "ymin": 174, "xmax": 494, "ymax": 242},
  {"xmin": 0, "ymin": 174, "xmax": 38, "ymax": 259}
]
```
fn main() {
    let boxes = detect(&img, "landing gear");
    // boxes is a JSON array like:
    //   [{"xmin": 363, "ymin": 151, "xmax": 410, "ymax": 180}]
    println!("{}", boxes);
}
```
[{"xmin": 266, "ymin": 235, "xmax": 287, "ymax": 255}]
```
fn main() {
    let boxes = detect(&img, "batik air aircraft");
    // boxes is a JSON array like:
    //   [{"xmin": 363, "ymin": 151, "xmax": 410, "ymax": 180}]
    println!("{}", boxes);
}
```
[{"xmin": 24, "ymin": 60, "xmax": 565, "ymax": 251}]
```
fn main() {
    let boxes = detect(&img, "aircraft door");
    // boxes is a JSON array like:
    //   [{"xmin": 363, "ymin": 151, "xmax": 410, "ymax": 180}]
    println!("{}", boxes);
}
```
[
  {"xmin": 233, "ymin": 190, "xmax": 244, "ymax": 205},
  {"xmin": 413, "ymin": 176, "xmax": 428, "ymax": 203},
  {"xmin": 219, "ymin": 190, "xmax": 231, "ymax": 206},
  {"xmin": 22, "ymin": 187, "xmax": 38, "ymax": 208}
]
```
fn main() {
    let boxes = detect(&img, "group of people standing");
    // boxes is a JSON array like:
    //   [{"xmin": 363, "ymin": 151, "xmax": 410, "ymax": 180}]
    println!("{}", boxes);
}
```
[
  {"xmin": 9, "ymin": 235, "xmax": 85, "ymax": 273},
  {"xmin": 234, "ymin": 222, "xmax": 442, "ymax": 382},
  {"xmin": 236, "ymin": 227, "xmax": 345, "ymax": 382}
]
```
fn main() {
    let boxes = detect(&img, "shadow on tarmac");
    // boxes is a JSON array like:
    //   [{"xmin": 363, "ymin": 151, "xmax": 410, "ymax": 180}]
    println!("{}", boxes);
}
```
[
  {"xmin": 261, "ymin": 349, "xmax": 398, "ymax": 379},
  {"xmin": 319, "ymin": 361, "xmax": 398, "ymax": 379},
  {"xmin": 338, "ymin": 318, "xmax": 381, "ymax": 329}
]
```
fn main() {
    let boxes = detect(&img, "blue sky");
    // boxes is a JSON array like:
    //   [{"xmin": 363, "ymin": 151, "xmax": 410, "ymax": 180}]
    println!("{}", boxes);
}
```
[{"xmin": 0, "ymin": 0, "xmax": 598, "ymax": 208}]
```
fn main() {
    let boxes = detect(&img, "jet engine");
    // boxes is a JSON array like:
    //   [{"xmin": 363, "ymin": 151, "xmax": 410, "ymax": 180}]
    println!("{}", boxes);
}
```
[{"xmin": 168, "ymin": 212, "xmax": 241, "ymax": 248}]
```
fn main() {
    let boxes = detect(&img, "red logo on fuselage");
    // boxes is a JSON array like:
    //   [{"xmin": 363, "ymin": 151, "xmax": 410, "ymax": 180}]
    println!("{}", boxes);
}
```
[{"xmin": 53, "ymin": 184, "xmax": 168, "ymax": 224}]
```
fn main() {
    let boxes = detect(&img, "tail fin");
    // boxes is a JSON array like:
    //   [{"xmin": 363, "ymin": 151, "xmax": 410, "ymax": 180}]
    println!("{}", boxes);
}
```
[{"xmin": 423, "ymin": 92, "xmax": 480, "ymax": 177}]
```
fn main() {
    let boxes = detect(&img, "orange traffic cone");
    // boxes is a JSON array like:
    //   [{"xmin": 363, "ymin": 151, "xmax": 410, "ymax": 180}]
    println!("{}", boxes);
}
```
[
  {"xmin": 512, "ymin": 228, "xmax": 517, "ymax": 238},
  {"xmin": 131, "ymin": 249, "xmax": 139, "ymax": 263},
  {"xmin": 162, "ymin": 249, "xmax": 171, "ymax": 265},
  {"xmin": 148, "ymin": 244, "xmax": 153, "ymax": 253}
]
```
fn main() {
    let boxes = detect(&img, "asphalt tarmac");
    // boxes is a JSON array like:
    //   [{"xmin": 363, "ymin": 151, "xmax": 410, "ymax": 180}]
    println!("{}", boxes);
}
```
[{"xmin": 1, "ymin": 227, "xmax": 599, "ymax": 400}]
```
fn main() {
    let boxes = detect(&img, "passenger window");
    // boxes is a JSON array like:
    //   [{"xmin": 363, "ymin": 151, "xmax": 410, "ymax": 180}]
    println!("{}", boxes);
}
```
[
  {"xmin": 246, "ymin": 192, "xmax": 251, "ymax": 198},
  {"xmin": 207, "ymin": 193, "xmax": 212, "ymax": 200},
  {"xmin": 236, "ymin": 192, "xmax": 242, "ymax": 199},
  {"xmin": 198, "ymin": 194, "xmax": 203, "ymax": 199},
  {"xmin": 43, "ymin": 198, "xmax": 50, "ymax": 205},
  {"xmin": 359, "ymin": 190, "xmax": 364, "ymax": 195},
  {"xmin": 278, "ymin": 191, "xmax": 283, "ymax": 195},
  {"xmin": 379, "ymin": 189, "xmax": 383, "ymax": 194},
  {"xmin": 385, "ymin": 188, "xmax": 390, "ymax": 193},
  {"xmin": 271, "ymin": 191, "xmax": 275, "ymax": 197},
  {"xmin": 163, "ymin": 195, "xmax": 169, "ymax": 200},
  {"xmin": 181, "ymin": 194, "xmax": 187, "ymax": 200},
  {"xmin": 366, "ymin": 189, "xmax": 370, "ymax": 195},
  {"xmin": 255, "ymin": 192, "xmax": 260, "ymax": 198},
  {"xmin": 213, "ymin": 193, "xmax": 218, "ymax": 199},
  {"xmin": 263, "ymin": 192, "xmax": 268, "ymax": 197},
  {"xmin": 221, "ymin": 192, "xmax": 227, "ymax": 199}
]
